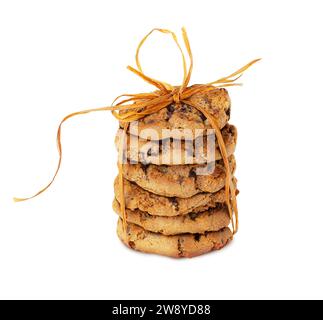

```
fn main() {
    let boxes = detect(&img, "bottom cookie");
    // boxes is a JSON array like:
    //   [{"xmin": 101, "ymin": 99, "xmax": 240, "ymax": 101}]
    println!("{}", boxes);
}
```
[{"xmin": 117, "ymin": 218, "xmax": 233, "ymax": 258}]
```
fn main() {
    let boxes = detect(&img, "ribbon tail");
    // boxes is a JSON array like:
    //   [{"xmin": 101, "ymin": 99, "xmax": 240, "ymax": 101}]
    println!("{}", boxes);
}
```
[
  {"xmin": 208, "ymin": 58, "xmax": 261, "ymax": 86},
  {"xmin": 13, "ymin": 105, "xmax": 121, "ymax": 202}
]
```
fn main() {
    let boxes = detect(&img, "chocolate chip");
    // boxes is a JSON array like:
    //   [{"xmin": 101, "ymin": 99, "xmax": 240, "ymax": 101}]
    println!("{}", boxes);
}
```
[
  {"xmin": 199, "ymin": 113, "xmax": 207, "ymax": 121},
  {"xmin": 166, "ymin": 105, "xmax": 175, "ymax": 119},
  {"xmin": 169, "ymin": 197, "xmax": 179, "ymax": 211},
  {"xmin": 128, "ymin": 241, "xmax": 136, "ymax": 248},
  {"xmin": 147, "ymin": 148, "xmax": 152, "ymax": 156},
  {"xmin": 194, "ymin": 234, "xmax": 201, "ymax": 242},
  {"xmin": 189, "ymin": 168, "xmax": 196, "ymax": 178},
  {"xmin": 140, "ymin": 163, "xmax": 149, "ymax": 174},
  {"xmin": 189, "ymin": 212, "xmax": 198, "ymax": 221}
]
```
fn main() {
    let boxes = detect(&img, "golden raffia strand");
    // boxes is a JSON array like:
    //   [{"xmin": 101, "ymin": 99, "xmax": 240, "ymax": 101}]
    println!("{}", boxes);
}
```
[{"xmin": 14, "ymin": 27, "xmax": 260, "ymax": 236}]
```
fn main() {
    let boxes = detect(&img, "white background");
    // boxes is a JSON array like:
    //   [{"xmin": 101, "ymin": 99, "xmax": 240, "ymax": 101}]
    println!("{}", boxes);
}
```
[{"xmin": 0, "ymin": 0, "xmax": 322, "ymax": 299}]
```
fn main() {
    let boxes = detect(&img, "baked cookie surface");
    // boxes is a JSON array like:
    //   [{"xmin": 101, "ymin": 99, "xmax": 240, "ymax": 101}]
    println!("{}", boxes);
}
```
[
  {"xmin": 113, "ymin": 199, "xmax": 230, "ymax": 235},
  {"xmin": 117, "ymin": 219, "xmax": 232, "ymax": 258},
  {"xmin": 121, "ymin": 156, "xmax": 236, "ymax": 198},
  {"xmin": 116, "ymin": 124, "xmax": 237, "ymax": 165},
  {"xmin": 119, "ymin": 88, "xmax": 231, "ymax": 140},
  {"xmin": 114, "ymin": 177, "xmax": 236, "ymax": 216}
]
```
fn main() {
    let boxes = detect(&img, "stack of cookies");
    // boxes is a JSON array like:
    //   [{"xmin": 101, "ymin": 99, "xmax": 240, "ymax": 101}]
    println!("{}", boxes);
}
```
[{"xmin": 113, "ymin": 88, "xmax": 238, "ymax": 258}]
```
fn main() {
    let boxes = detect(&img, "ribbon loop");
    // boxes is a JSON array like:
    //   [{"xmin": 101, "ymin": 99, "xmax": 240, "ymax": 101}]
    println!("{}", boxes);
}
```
[{"xmin": 134, "ymin": 28, "xmax": 188, "ymax": 90}]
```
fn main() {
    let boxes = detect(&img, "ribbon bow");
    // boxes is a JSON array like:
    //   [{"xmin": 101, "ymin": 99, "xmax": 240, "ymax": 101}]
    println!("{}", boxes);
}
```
[{"xmin": 15, "ymin": 27, "xmax": 260, "ymax": 235}]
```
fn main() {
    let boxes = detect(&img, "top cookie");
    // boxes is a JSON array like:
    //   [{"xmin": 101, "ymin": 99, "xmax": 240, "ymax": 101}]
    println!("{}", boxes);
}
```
[{"xmin": 119, "ymin": 88, "xmax": 231, "ymax": 140}]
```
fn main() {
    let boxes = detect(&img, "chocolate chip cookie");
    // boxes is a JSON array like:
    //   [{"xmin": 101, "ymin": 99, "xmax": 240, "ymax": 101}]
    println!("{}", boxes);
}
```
[
  {"xmin": 119, "ymin": 88, "xmax": 231, "ymax": 140},
  {"xmin": 113, "ymin": 199, "xmax": 230, "ymax": 235},
  {"xmin": 117, "ymin": 218, "xmax": 232, "ymax": 258},
  {"xmin": 121, "ymin": 156, "xmax": 236, "ymax": 198},
  {"xmin": 114, "ymin": 177, "xmax": 237, "ymax": 216},
  {"xmin": 116, "ymin": 124, "xmax": 237, "ymax": 165}
]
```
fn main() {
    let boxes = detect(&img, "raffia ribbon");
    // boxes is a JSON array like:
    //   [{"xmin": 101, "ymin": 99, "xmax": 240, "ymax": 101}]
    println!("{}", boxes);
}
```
[{"xmin": 14, "ymin": 27, "xmax": 260, "ymax": 236}]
